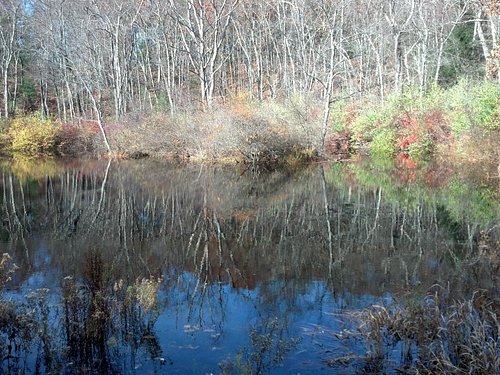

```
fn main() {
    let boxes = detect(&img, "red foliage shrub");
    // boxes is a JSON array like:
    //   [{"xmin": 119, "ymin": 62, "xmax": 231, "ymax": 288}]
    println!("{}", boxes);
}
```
[
  {"xmin": 396, "ymin": 152, "xmax": 417, "ymax": 169},
  {"xmin": 399, "ymin": 132, "xmax": 420, "ymax": 151},
  {"xmin": 397, "ymin": 113, "xmax": 419, "ymax": 130},
  {"xmin": 57, "ymin": 121, "xmax": 100, "ymax": 154},
  {"xmin": 325, "ymin": 130, "xmax": 353, "ymax": 159},
  {"xmin": 423, "ymin": 109, "xmax": 451, "ymax": 143},
  {"xmin": 394, "ymin": 113, "xmax": 422, "ymax": 152}
]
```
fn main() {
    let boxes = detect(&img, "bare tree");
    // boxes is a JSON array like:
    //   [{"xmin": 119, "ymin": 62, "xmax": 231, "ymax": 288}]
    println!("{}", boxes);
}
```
[
  {"xmin": 0, "ymin": 0, "xmax": 21, "ymax": 118},
  {"xmin": 169, "ymin": 0, "xmax": 239, "ymax": 108}
]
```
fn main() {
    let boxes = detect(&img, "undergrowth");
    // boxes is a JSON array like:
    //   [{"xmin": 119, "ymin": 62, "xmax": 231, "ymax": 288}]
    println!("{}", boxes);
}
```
[
  {"xmin": 326, "ymin": 80, "xmax": 500, "ymax": 161},
  {"xmin": 328, "ymin": 286, "xmax": 499, "ymax": 374},
  {"xmin": 0, "ymin": 116, "xmax": 99, "ymax": 156},
  {"xmin": 0, "ymin": 80, "xmax": 497, "ymax": 165}
]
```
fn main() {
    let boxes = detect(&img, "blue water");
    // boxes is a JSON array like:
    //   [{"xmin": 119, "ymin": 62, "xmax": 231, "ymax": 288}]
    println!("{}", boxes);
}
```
[{"xmin": 1, "ymin": 159, "xmax": 497, "ymax": 374}]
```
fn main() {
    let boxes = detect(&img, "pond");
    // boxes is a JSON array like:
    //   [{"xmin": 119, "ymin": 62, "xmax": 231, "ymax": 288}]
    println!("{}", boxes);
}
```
[{"xmin": 0, "ymin": 157, "xmax": 498, "ymax": 374}]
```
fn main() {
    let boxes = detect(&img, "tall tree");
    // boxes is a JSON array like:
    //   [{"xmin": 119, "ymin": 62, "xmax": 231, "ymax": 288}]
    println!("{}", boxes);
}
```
[
  {"xmin": 169, "ymin": 0, "xmax": 239, "ymax": 108},
  {"xmin": 0, "ymin": 0, "xmax": 22, "ymax": 118}
]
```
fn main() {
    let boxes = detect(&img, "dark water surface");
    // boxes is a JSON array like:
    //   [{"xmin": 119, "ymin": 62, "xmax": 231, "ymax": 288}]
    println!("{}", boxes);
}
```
[{"xmin": 0, "ymin": 157, "xmax": 498, "ymax": 374}]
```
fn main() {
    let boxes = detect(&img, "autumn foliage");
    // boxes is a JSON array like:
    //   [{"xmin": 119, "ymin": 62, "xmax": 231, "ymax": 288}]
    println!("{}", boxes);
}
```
[
  {"xmin": 8, "ymin": 116, "xmax": 60, "ymax": 155},
  {"xmin": 0, "ymin": 116, "xmax": 100, "ymax": 156}
]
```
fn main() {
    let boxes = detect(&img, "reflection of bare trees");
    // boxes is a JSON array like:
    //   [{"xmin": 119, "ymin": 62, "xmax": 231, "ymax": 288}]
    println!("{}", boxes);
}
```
[
  {"xmin": 0, "ymin": 159, "xmax": 497, "ymax": 298},
  {"xmin": 221, "ymin": 316, "xmax": 301, "ymax": 375},
  {"xmin": 0, "ymin": 159, "xmax": 498, "ymax": 373}
]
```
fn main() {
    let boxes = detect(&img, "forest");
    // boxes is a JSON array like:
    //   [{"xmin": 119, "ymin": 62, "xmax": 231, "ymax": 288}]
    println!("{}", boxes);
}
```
[{"xmin": 0, "ymin": 0, "xmax": 499, "ymax": 161}]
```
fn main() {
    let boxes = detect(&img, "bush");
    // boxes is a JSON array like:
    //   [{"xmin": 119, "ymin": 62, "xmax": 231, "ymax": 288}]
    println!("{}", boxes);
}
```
[
  {"xmin": 8, "ymin": 116, "xmax": 61, "ymax": 155},
  {"xmin": 325, "ymin": 130, "xmax": 353, "ymax": 159},
  {"xmin": 473, "ymin": 82, "xmax": 500, "ymax": 130},
  {"xmin": 370, "ymin": 128, "xmax": 397, "ymax": 158},
  {"xmin": 445, "ymin": 80, "xmax": 500, "ymax": 133},
  {"xmin": 331, "ymin": 81, "xmax": 499, "ymax": 161},
  {"xmin": 57, "ymin": 121, "xmax": 100, "ymax": 155}
]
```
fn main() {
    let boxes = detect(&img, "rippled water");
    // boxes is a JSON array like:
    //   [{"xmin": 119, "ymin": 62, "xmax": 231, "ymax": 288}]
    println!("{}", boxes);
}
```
[{"xmin": 0, "ymin": 157, "xmax": 498, "ymax": 374}]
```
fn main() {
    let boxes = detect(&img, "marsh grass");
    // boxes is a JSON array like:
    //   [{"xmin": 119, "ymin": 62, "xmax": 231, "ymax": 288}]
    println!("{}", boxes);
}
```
[
  {"xmin": 330, "ymin": 286, "xmax": 499, "ymax": 374},
  {"xmin": 0, "ymin": 255, "xmax": 50, "ymax": 374},
  {"xmin": 61, "ymin": 250, "xmax": 164, "ymax": 373},
  {"xmin": 0, "ymin": 253, "xmax": 18, "ymax": 289},
  {"xmin": 0, "ymin": 250, "xmax": 164, "ymax": 374},
  {"xmin": 220, "ymin": 317, "xmax": 301, "ymax": 375}
]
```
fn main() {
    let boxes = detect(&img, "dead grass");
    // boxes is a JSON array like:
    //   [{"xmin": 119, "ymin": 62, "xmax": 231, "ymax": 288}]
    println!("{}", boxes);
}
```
[
  {"xmin": 0, "ymin": 253, "xmax": 18, "ymax": 289},
  {"xmin": 337, "ymin": 286, "xmax": 500, "ymax": 374}
]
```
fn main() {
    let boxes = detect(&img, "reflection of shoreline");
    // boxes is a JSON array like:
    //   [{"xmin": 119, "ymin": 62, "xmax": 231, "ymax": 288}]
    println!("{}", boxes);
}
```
[
  {"xmin": 1, "ymin": 154, "xmax": 498, "ymax": 374},
  {"xmin": 0, "ymin": 159, "xmax": 498, "ymax": 298}
]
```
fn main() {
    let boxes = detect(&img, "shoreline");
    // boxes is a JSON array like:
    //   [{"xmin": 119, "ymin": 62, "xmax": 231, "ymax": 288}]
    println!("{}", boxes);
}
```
[{"xmin": 0, "ymin": 81, "xmax": 498, "ymax": 169}]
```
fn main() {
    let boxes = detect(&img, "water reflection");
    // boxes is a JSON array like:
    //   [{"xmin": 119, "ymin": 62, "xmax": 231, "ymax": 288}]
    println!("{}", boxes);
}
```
[{"xmin": 0, "ymin": 158, "xmax": 498, "ymax": 374}]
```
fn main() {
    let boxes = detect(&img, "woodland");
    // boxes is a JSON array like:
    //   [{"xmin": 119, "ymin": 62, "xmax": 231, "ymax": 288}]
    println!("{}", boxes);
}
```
[{"xmin": 0, "ymin": 0, "xmax": 499, "ymax": 162}]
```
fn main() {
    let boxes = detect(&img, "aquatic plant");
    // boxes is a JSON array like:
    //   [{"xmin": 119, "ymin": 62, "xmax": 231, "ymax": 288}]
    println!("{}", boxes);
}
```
[
  {"xmin": 0, "ymin": 257, "xmax": 50, "ymax": 373},
  {"xmin": 331, "ymin": 286, "xmax": 500, "ymax": 374},
  {"xmin": 220, "ymin": 317, "xmax": 301, "ymax": 375},
  {"xmin": 61, "ymin": 250, "xmax": 164, "ymax": 373},
  {"xmin": 0, "ymin": 253, "xmax": 17, "ymax": 289},
  {"xmin": 0, "ymin": 248, "xmax": 165, "ymax": 374}
]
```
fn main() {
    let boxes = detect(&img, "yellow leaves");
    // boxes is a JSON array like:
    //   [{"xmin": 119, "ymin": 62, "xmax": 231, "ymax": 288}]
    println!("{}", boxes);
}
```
[{"xmin": 8, "ymin": 116, "xmax": 61, "ymax": 155}]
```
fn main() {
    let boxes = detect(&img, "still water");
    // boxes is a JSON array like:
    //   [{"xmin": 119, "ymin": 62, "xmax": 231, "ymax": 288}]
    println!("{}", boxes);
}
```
[{"xmin": 0, "ymin": 157, "xmax": 498, "ymax": 374}]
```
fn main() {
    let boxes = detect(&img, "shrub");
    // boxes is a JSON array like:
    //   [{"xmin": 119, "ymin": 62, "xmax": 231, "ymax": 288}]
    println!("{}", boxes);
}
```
[
  {"xmin": 370, "ymin": 128, "xmax": 397, "ymax": 158},
  {"xmin": 329, "ymin": 101, "xmax": 352, "ymax": 132},
  {"xmin": 473, "ymin": 82, "xmax": 500, "ymax": 130},
  {"xmin": 394, "ymin": 111, "xmax": 443, "ymax": 158},
  {"xmin": 445, "ymin": 80, "xmax": 500, "ymax": 133},
  {"xmin": 407, "ymin": 134, "xmax": 434, "ymax": 158},
  {"xmin": 8, "ymin": 116, "xmax": 61, "ymax": 155},
  {"xmin": 341, "ymin": 81, "xmax": 500, "ymax": 160},
  {"xmin": 57, "ymin": 121, "xmax": 100, "ymax": 155},
  {"xmin": 350, "ymin": 112, "xmax": 380, "ymax": 141},
  {"xmin": 325, "ymin": 130, "xmax": 353, "ymax": 159}
]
